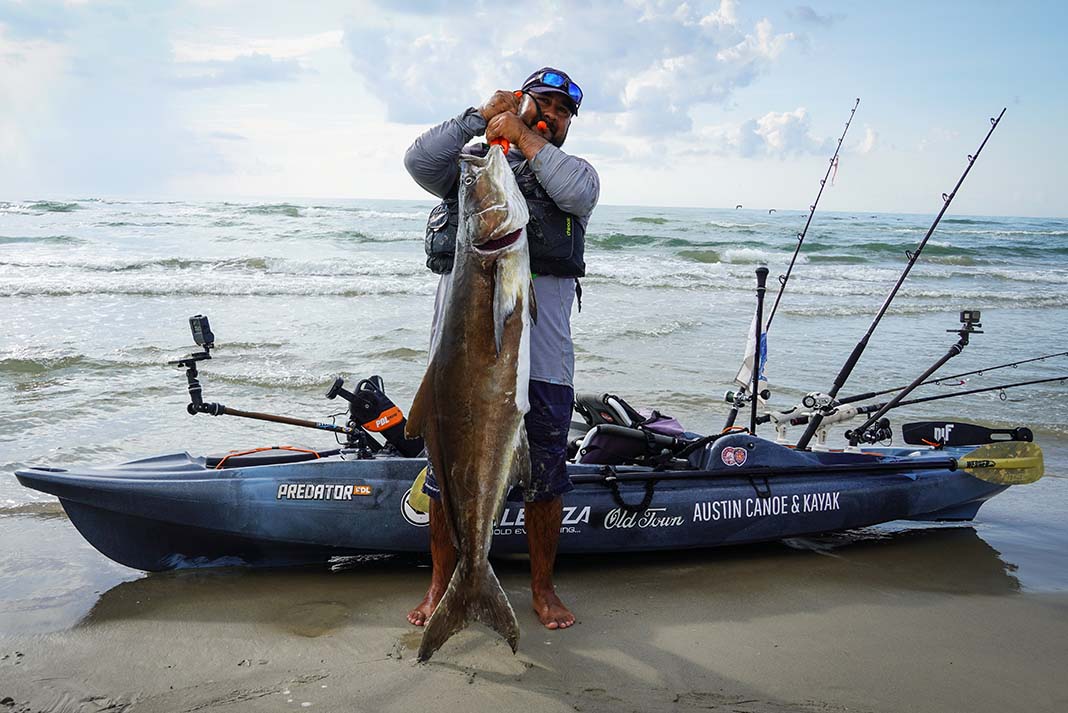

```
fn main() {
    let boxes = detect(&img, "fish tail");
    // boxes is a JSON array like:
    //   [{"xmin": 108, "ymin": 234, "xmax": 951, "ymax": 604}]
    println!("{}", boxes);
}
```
[{"xmin": 417, "ymin": 560, "xmax": 519, "ymax": 662}]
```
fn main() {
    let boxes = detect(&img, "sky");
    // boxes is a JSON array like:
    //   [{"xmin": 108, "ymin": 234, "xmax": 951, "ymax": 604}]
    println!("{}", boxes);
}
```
[{"xmin": 1, "ymin": 0, "xmax": 1066, "ymax": 216}]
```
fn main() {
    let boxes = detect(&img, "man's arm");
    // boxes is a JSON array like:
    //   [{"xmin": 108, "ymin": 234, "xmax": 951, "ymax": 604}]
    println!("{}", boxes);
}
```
[
  {"xmin": 529, "ymin": 144, "xmax": 600, "ymax": 220},
  {"xmin": 404, "ymin": 92, "xmax": 522, "ymax": 198},
  {"xmin": 403, "ymin": 108, "xmax": 487, "ymax": 199}
]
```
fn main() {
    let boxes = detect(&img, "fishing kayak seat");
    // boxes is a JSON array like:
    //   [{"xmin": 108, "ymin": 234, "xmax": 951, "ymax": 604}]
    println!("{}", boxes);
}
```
[{"xmin": 570, "ymin": 393, "xmax": 698, "ymax": 466}]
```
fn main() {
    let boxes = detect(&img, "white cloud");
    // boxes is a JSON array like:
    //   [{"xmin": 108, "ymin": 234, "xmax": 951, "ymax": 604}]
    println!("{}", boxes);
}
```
[
  {"xmin": 170, "ymin": 53, "xmax": 310, "ymax": 89},
  {"xmin": 171, "ymin": 30, "xmax": 343, "ymax": 63},
  {"xmin": 856, "ymin": 125, "xmax": 877, "ymax": 154},
  {"xmin": 0, "ymin": 27, "xmax": 69, "ymax": 169},
  {"xmin": 343, "ymin": 0, "xmax": 796, "ymax": 138},
  {"xmin": 691, "ymin": 107, "xmax": 830, "ymax": 158}
]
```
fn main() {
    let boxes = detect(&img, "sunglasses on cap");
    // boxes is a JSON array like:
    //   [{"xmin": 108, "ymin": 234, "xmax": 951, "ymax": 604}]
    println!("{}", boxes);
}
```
[{"xmin": 523, "ymin": 70, "xmax": 582, "ymax": 113}]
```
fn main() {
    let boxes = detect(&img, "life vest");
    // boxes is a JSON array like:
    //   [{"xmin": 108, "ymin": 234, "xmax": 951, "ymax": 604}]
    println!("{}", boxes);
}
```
[{"xmin": 424, "ymin": 143, "xmax": 586, "ymax": 277}]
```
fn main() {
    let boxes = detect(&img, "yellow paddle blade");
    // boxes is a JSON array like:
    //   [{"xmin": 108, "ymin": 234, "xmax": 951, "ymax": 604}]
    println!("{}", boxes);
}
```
[
  {"xmin": 959, "ymin": 441, "xmax": 1044, "ymax": 485},
  {"xmin": 409, "ymin": 466, "xmax": 431, "ymax": 513}
]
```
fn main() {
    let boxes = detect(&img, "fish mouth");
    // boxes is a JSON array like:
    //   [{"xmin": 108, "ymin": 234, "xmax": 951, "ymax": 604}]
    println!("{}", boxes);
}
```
[{"xmin": 474, "ymin": 228, "xmax": 523, "ymax": 253}]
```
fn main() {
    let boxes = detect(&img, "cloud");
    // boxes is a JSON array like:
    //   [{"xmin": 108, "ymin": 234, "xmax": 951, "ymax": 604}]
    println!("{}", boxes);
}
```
[
  {"xmin": 856, "ymin": 125, "xmax": 877, "ymax": 154},
  {"xmin": 699, "ymin": 108, "xmax": 832, "ymax": 158},
  {"xmin": 0, "ymin": 1, "xmax": 74, "ymax": 39},
  {"xmin": 171, "ymin": 53, "xmax": 309, "ymax": 89},
  {"xmin": 787, "ymin": 5, "xmax": 843, "ymax": 26},
  {"xmin": 171, "ymin": 30, "xmax": 343, "ymax": 63},
  {"xmin": 343, "ymin": 0, "xmax": 796, "ymax": 136}
]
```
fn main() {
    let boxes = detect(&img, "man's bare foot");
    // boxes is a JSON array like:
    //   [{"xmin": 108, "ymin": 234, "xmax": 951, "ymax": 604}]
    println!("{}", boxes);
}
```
[
  {"xmin": 407, "ymin": 587, "xmax": 443, "ymax": 626},
  {"xmin": 532, "ymin": 588, "xmax": 575, "ymax": 629}
]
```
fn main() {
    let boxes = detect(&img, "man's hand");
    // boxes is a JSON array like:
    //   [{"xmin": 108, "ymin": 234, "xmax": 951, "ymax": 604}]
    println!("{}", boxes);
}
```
[
  {"xmin": 486, "ymin": 111, "xmax": 549, "ymax": 161},
  {"xmin": 479, "ymin": 90, "xmax": 520, "ymax": 122}
]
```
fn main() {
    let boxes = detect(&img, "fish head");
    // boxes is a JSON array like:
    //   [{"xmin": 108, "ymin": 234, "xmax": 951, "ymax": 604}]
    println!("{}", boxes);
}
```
[{"xmin": 457, "ymin": 144, "xmax": 530, "ymax": 259}]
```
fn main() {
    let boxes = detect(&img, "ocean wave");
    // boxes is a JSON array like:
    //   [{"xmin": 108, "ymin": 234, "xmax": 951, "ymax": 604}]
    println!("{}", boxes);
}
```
[
  {"xmin": 306, "ymin": 205, "xmax": 427, "ymax": 220},
  {"xmin": 363, "ymin": 347, "xmax": 427, "ymax": 361},
  {"xmin": 0, "ymin": 201, "xmax": 82, "ymax": 214},
  {"xmin": 677, "ymin": 249, "xmax": 722, "ymax": 264},
  {"xmin": 805, "ymin": 254, "xmax": 870, "ymax": 264},
  {"xmin": 588, "ymin": 233, "xmax": 663, "ymax": 249},
  {"xmin": 612, "ymin": 318, "xmax": 704, "ymax": 339},
  {"xmin": 0, "ymin": 272, "xmax": 437, "ymax": 298},
  {"xmin": 0, "ymin": 501, "xmax": 65, "ymax": 517},
  {"xmin": 628, "ymin": 216, "xmax": 671, "ymax": 224},
  {"xmin": 0, "ymin": 235, "xmax": 85, "ymax": 245},
  {"xmin": 0, "ymin": 352, "xmax": 93, "ymax": 375},
  {"xmin": 722, "ymin": 247, "xmax": 785, "ymax": 264},
  {"xmin": 708, "ymin": 221, "xmax": 761, "ymax": 233},
  {"xmin": 242, "ymin": 203, "xmax": 302, "ymax": 217},
  {"xmin": 0, "ymin": 346, "xmax": 175, "ymax": 375},
  {"xmin": 353, "ymin": 209, "xmax": 425, "ymax": 220},
  {"xmin": 0, "ymin": 255, "xmax": 429, "ymax": 278}
]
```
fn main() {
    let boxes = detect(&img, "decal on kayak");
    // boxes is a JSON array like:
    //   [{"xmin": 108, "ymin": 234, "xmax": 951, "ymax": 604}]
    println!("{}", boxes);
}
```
[
  {"xmin": 402, "ymin": 487, "xmax": 429, "ymax": 527},
  {"xmin": 493, "ymin": 505, "xmax": 591, "ymax": 536},
  {"xmin": 603, "ymin": 507, "xmax": 684, "ymax": 530},
  {"xmin": 693, "ymin": 491, "xmax": 841, "ymax": 522},
  {"xmin": 721, "ymin": 446, "xmax": 748, "ymax": 466},
  {"xmin": 275, "ymin": 483, "xmax": 372, "ymax": 501}
]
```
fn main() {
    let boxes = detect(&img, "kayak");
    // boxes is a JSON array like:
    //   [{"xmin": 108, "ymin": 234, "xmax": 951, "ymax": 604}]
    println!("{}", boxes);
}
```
[{"xmin": 13, "ymin": 433, "xmax": 1042, "ymax": 572}]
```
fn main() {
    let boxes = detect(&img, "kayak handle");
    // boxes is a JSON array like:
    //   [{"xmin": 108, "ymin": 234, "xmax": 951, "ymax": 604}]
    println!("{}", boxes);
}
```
[{"xmin": 603, "ymin": 474, "xmax": 658, "ymax": 513}]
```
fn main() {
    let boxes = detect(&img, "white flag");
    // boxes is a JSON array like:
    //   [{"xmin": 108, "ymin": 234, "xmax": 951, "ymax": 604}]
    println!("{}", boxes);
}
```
[{"xmin": 733, "ymin": 314, "xmax": 768, "ymax": 403}]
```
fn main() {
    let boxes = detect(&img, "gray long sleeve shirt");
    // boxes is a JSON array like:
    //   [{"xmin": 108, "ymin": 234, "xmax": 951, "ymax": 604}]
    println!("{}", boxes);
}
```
[{"xmin": 405, "ymin": 107, "xmax": 600, "ymax": 387}]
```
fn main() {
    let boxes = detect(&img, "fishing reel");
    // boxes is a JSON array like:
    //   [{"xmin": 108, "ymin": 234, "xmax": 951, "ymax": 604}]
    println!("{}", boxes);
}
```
[
  {"xmin": 801, "ymin": 392, "xmax": 835, "ymax": 410},
  {"xmin": 723, "ymin": 388, "xmax": 771, "ymax": 406},
  {"xmin": 845, "ymin": 418, "xmax": 893, "ymax": 445}
]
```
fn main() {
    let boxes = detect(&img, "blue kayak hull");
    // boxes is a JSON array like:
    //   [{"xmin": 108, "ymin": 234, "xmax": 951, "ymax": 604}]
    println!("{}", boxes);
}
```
[{"xmin": 14, "ymin": 435, "xmax": 1010, "ymax": 572}]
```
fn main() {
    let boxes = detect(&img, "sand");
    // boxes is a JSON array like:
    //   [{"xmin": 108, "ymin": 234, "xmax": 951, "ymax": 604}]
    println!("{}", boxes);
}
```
[{"xmin": 3, "ymin": 526, "xmax": 1068, "ymax": 713}]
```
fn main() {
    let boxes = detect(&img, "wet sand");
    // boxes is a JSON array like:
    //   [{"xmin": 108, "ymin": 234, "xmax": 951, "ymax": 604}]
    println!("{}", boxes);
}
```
[{"xmin": 3, "ymin": 519, "xmax": 1068, "ymax": 713}]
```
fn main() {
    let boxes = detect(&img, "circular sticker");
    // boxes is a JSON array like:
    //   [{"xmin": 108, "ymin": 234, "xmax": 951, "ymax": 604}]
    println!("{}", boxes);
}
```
[
  {"xmin": 721, "ymin": 446, "xmax": 748, "ymax": 467},
  {"xmin": 401, "ymin": 487, "xmax": 429, "ymax": 527}
]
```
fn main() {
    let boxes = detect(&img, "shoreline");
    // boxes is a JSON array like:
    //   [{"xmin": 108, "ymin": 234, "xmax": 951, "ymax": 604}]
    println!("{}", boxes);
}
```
[{"xmin": 3, "ymin": 518, "xmax": 1068, "ymax": 713}]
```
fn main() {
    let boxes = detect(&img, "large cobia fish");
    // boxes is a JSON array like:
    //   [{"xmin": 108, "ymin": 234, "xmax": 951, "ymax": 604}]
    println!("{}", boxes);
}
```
[{"xmin": 406, "ymin": 144, "xmax": 534, "ymax": 662}]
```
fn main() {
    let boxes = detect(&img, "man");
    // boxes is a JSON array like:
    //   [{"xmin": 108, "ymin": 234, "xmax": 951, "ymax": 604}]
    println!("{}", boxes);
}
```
[{"xmin": 403, "ymin": 67, "xmax": 599, "ymax": 630}]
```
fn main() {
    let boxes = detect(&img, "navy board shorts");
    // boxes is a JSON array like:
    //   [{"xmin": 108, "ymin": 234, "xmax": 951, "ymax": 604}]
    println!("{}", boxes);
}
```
[{"xmin": 422, "ymin": 379, "xmax": 575, "ymax": 503}]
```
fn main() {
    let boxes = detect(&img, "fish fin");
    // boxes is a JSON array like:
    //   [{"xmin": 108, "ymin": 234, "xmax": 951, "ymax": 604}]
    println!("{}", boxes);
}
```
[
  {"xmin": 513, "ymin": 428, "xmax": 532, "ymax": 491},
  {"xmin": 405, "ymin": 367, "xmax": 434, "ymax": 439},
  {"xmin": 404, "ymin": 369, "xmax": 460, "ymax": 548},
  {"xmin": 528, "ymin": 278, "xmax": 538, "ymax": 326},
  {"xmin": 418, "ymin": 561, "xmax": 519, "ymax": 662},
  {"xmin": 493, "ymin": 430, "xmax": 531, "ymax": 525}
]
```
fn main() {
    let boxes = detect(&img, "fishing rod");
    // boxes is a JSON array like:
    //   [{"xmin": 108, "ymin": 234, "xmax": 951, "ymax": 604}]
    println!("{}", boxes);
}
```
[
  {"xmin": 837, "ymin": 350, "xmax": 1068, "ymax": 405},
  {"xmin": 765, "ymin": 97, "xmax": 861, "ymax": 333},
  {"xmin": 795, "ymin": 107, "xmax": 1007, "ymax": 451},
  {"xmin": 722, "ymin": 99, "xmax": 861, "ymax": 431},
  {"xmin": 845, "ymin": 309, "xmax": 985, "ymax": 445},
  {"xmin": 759, "ymin": 374, "xmax": 1067, "ymax": 430},
  {"xmin": 843, "ymin": 373, "xmax": 1067, "ymax": 445}
]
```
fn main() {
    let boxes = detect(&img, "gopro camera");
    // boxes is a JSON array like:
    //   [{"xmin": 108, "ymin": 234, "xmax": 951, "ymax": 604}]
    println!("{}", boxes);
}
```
[
  {"xmin": 960, "ymin": 309, "xmax": 981, "ymax": 325},
  {"xmin": 190, "ymin": 315, "xmax": 214, "ymax": 349}
]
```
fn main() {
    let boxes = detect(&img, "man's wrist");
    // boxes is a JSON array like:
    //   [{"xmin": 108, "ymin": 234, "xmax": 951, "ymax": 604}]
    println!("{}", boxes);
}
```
[
  {"xmin": 461, "ymin": 106, "xmax": 488, "ymax": 137},
  {"xmin": 516, "ymin": 128, "xmax": 549, "ymax": 161}
]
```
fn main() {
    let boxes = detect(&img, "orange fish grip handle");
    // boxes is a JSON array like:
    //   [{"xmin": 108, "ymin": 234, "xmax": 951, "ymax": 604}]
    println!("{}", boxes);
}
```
[{"xmin": 489, "ymin": 138, "xmax": 510, "ymax": 154}]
